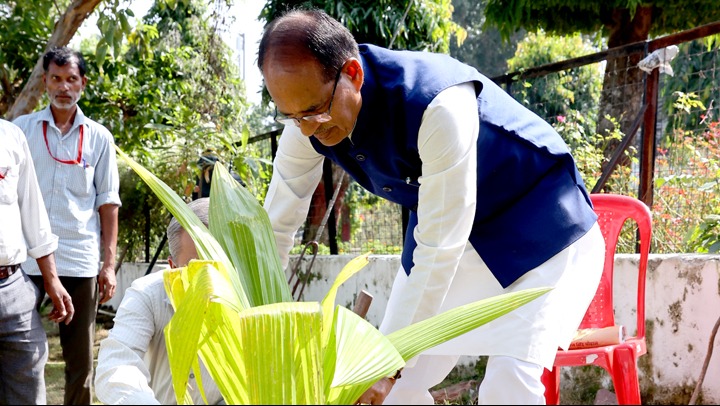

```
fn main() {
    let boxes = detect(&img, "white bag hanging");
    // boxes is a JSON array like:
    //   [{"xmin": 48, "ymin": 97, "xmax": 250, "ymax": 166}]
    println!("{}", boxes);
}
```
[{"xmin": 638, "ymin": 45, "xmax": 680, "ymax": 76}]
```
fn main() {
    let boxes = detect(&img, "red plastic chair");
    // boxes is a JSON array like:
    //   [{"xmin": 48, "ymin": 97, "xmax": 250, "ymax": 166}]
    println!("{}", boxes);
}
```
[{"xmin": 542, "ymin": 193, "xmax": 652, "ymax": 405}]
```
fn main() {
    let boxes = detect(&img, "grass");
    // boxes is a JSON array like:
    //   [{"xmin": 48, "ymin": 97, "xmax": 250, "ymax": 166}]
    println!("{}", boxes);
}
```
[{"xmin": 42, "ymin": 306, "xmax": 112, "ymax": 405}]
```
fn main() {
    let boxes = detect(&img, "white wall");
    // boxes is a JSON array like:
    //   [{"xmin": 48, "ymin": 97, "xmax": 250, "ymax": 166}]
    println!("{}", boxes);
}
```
[{"xmin": 105, "ymin": 261, "xmax": 170, "ymax": 310}]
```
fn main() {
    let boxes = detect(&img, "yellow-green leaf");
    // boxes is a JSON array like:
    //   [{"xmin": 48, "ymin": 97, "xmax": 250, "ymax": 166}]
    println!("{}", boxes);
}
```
[
  {"xmin": 209, "ymin": 164, "xmax": 292, "ymax": 307},
  {"xmin": 320, "ymin": 253, "xmax": 370, "ymax": 345},
  {"xmin": 387, "ymin": 287, "xmax": 553, "ymax": 362},
  {"xmin": 115, "ymin": 146, "xmax": 250, "ymax": 309},
  {"xmin": 326, "ymin": 306, "xmax": 405, "ymax": 405}
]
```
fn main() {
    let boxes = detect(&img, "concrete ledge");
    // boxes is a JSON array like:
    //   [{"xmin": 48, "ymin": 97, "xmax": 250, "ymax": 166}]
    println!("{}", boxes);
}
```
[
  {"xmin": 107, "ymin": 261, "xmax": 170, "ymax": 310},
  {"xmin": 286, "ymin": 253, "xmax": 720, "ymax": 404}
]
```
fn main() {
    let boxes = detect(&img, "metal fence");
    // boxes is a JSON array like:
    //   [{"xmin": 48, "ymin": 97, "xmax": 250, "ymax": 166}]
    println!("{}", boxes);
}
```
[{"xmin": 250, "ymin": 21, "xmax": 720, "ymax": 255}]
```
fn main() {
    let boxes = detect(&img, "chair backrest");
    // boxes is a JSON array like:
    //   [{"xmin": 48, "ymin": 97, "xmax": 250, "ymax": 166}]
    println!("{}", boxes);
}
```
[{"xmin": 578, "ymin": 193, "xmax": 652, "ymax": 341}]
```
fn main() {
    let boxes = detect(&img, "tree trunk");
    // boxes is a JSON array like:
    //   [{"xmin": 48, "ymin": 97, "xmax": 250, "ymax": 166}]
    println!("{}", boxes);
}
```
[
  {"xmin": 596, "ymin": 6, "xmax": 653, "ymax": 182},
  {"xmin": 6, "ymin": 0, "xmax": 102, "ymax": 121}
]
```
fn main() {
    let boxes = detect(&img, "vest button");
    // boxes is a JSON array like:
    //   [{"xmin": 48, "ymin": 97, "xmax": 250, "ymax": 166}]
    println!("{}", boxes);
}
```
[
  {"xmin": 356, "ymin": 154, "xmax": 366, "ymax": 161},
  {"xmin": 382, "ymin": 186, "xmax": 392, "ymax": 192}
]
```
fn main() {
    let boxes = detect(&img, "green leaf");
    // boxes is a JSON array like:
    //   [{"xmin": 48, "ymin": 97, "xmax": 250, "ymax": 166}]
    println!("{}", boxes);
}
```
[
  {"xmin": 103, "ymin": 23, "xmax": 116, "ymax": 47},
  {"xmin": 387, "ymin": 287, "xmax": 552, "ymax": 362},
  {"xmin": 234, "ymin": 302, "xmax": 325, "ymax": 404},
  {"xmin": 95, "ymin": 42, "xmax": 108, "ymax": 67},
  {"xmin": 115, "ymin": 146, "xmax": 251, "ymax": 309},
  {"xmin": 320, "ymin": 253, "xmax": 370, "ymax": 346},
  {"xmin": 163, "ymin": 262, "xmax": 221, "ymax": 404},
  {"xmin": 209, "ymin": 164, "xmax": 292, "ymax": 307},
  {"xmin": 118, "ymin": 12, "xmax": 131, "ymax": 34},
  {"xmin": 326, "ymin": 306, "xmax": 405, "ymax": 405}
]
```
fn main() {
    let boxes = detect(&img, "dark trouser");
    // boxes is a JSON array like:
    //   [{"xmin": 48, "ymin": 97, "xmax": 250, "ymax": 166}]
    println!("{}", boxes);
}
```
[
  {"xmin": 31, "ymin": 275, "xmax": 98, "ymax": 405},
  {"xmin": 0, "ymin": 270, "xmax": 48, "ymax": 405}
]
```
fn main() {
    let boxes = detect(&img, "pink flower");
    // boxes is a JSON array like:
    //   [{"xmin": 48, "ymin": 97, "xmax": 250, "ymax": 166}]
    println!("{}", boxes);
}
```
[{"xmin": 557, "ymin": 115, "xmax": 566, "ymax": 123}]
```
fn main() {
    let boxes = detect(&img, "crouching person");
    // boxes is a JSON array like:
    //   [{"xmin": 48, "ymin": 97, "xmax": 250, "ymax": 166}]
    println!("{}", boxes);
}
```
[{"xmin": 95, "ymin": 198, "xmax": 223, "ymax": 404}]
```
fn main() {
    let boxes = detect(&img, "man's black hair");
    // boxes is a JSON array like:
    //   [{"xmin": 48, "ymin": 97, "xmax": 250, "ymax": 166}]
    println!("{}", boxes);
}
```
[
  {"xmin": 257, "ymin": 8, "xmax": 359, "ymax": 82},
  {"xmin": 43, "ymin": 46, "xmax": 87, "ymax": 77}
]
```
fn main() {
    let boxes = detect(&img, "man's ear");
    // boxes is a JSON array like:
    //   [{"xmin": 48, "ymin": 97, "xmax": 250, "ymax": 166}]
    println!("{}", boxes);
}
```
[
  {"xmin": 345, "ymin": 58, "xmax": 363, "ymax": 90},
  {"xmin": 168, "ymin": 257, "xmax": 176, "ymax": 269}
]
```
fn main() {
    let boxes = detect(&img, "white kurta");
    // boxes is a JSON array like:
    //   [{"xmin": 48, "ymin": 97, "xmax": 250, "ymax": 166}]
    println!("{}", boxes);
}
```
[{"xmin": 95, "ymin": 271, "xmax": 223, "ymax": 405}]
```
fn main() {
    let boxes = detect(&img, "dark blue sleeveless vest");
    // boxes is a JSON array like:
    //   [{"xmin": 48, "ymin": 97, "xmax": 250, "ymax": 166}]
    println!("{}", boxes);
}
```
[{"xmin": 310, "ymin": 44, "xmax": 597, "ymax": 288}]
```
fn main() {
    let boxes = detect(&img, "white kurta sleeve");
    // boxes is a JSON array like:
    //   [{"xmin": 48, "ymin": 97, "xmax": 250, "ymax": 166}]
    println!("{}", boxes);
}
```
[
  {"xmin": 263, "ymin": 126, "xmax": 325, "ymax": 269},
  {"xmin": 95, "ymin": 279, "xmax": 165, "ymax": 405},
  {"xmin": 380, "ymin": 82, "xmax": 479, "ymax": 334}
]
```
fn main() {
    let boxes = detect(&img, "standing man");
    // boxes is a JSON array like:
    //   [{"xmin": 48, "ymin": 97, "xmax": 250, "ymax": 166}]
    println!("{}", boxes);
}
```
[
  {"xmin": 0, "ymin": 118, "xmax": 74, "ymax": 405},
  {"xmin": 13, "ymin": 46, "xmax": 122, "ymax": 405},
  {"xmin": 258, "ymin": 9, "xmax": 605, "ymax": 405}
]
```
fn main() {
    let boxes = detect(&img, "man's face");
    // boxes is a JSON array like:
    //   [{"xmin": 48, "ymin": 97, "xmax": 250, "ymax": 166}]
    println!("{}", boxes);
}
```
[
  {"xmin": 44, "ymin": 60, "xmax": 86, "ymax": 111},
  {"xmin": 263, "ymin": 57, "xmax": 359, "ymax": 146},
  {"xmin": 169, "ymin": 229, "xmax": 199, "ymax": 269}
]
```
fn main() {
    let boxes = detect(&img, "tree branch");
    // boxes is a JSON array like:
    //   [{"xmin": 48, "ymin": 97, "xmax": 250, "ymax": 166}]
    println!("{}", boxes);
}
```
[{"xmin": 6, "ymin": 0, "xmax": 102, "ymax": 120}]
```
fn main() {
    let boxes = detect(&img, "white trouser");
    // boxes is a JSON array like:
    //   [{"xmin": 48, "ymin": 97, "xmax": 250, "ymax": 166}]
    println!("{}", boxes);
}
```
[
  {"xmin": 380, "ymin": 224, "xmax": 605, "ymax": 404},
  {"xmin": 383, "ymin": 355, "xmax": 546, "ymax": 405}
]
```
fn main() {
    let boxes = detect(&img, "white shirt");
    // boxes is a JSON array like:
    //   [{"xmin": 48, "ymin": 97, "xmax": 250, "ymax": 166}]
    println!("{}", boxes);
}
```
[
  {"xmin": 95, "ymin": 271, "xmax": 223, "ymax": 405},
  {"xmin": 264, "ymin": 83, "xmax": 479, "ymax": 334},
  {"xmin": 0, "ymin": 119, "xmax": 58, "ymax": 266},
  {"xmin": 13, "ymin": 106, "xmax": 121, "ymax": 277}
]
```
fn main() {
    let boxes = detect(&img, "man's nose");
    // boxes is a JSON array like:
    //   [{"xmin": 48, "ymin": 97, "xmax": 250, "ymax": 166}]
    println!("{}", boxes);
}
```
[{"xmin": 299, "ymin": 120, "xmax": 322, "ymax": 137}]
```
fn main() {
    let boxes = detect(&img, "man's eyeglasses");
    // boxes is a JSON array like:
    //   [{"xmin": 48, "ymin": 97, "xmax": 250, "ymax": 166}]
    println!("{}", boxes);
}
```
[{"xmin": 274, "ymin": 67, "xmax": 342, "ymax": 127}]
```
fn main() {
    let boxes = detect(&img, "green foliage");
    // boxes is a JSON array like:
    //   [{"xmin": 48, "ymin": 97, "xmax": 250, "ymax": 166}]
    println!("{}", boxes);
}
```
[
  {"xmin": 553, "ymin": 111, "xmax": 626, "ymax": 190},
  {"xmin": 121, "ymin": 150, "xmax": 550, "ymax": 405},
  {"xmin": 75, "ymin": 0, "xmax": 251, "ymax": 263},
  {"xmin": 576, "ymin": 88, "xmax": 720, "ymax": 255},
  {"xmin": 259, "ymin": 0, "xmax": 465, "ymax": 53},
  {"xmin": 447, "ymin": 0, "xmax": 524, "ymax": 78},
  {"xmin": 0, "ymin": 0, "xmax": 61, "ymax": 116},
  {"xmin": 658, "ymin": 40, "xmax": 719, "ymax": 142},
  {"xmin": 662, "ymin": 91, "xmax": 707, "ymax": 145},
  {"xmin": 233, "ymin": 103, "xmax": 278, "ymax": 202},
  {"xmin": 507, "ymin": 30, "xmax": 602, "ymax": 122},
  {"xmin": 483, "ymin": 0, "xmax": 720, "ymax": 41},
  {"xmin": 653, "ymin": 112, "xmax": 720, "ymax": 254},
  {"xmin": 686, "ymin": 214, "xmax": 720, "ymax": 253},
  {"xmin": 93, "ymin": 1, "xmax": 137, "ymax": 66}
]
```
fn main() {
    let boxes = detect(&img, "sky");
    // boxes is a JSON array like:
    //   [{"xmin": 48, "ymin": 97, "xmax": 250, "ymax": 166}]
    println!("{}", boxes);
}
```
[
  {"xmin": 222, "ymin": 0, "xmax": 266, "ymax": 105},
  {"xmin": 73, "ymin": 0, "xmax": 266, "ymax": 105}
]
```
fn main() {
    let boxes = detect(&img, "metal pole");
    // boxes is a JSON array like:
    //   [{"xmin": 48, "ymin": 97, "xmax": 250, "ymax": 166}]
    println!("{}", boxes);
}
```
[
  {"xmin": 639, "ymin": 69, "xmax": 659, "ymax": 207},
  {"xmin": 237, "ymin": 33, "xmax": 245, "ymax": 80}
]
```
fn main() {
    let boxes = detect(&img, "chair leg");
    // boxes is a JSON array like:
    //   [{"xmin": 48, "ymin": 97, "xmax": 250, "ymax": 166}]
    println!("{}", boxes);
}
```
[
  {"xmin": 611, "ymin": 347, "xmax": 642, "ymax": 404},
  {"xmin": 541, "ymin": 367, "xmax": 560, "ymax": 405}
]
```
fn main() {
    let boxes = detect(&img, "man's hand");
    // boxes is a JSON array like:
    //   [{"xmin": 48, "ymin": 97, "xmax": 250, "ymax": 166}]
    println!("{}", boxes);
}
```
[
  {"xmin": 44, "ymin": 278, "xmax": 74, "ymax": 325},
  {"xmin": 355, "ymin": 369, "xmax": 402, "ymax": 405},
  {"xmin": 97, "ymin": 265, "xmax": 117, "ymax": 304}
]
